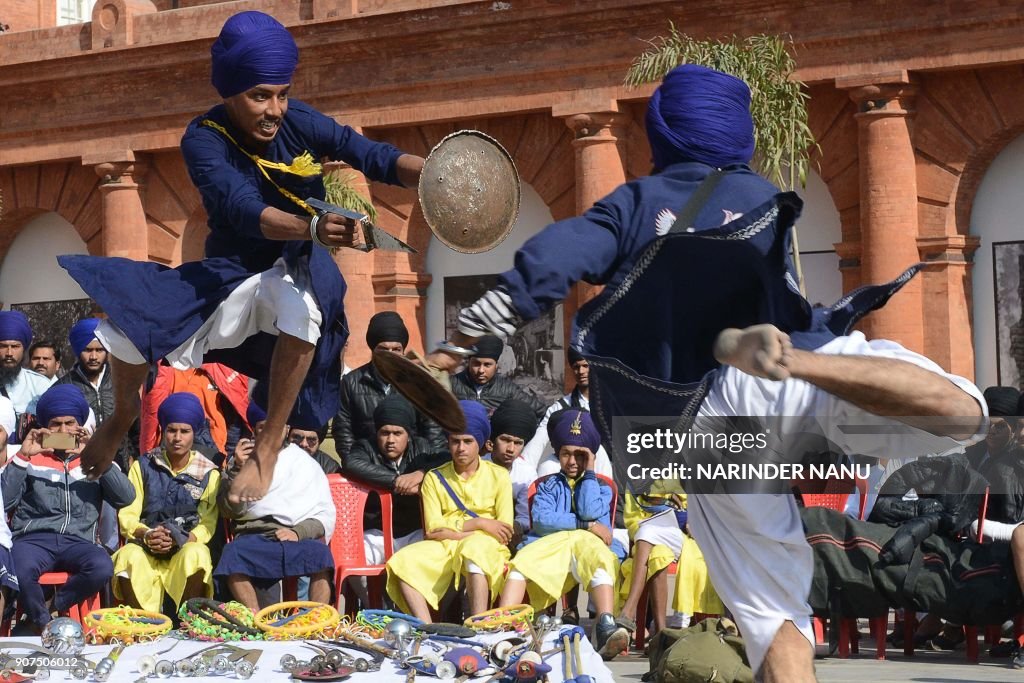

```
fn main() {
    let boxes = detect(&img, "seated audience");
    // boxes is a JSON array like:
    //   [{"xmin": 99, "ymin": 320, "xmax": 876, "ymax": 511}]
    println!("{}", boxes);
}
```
[
  {"xmin": 216, "ymin": 437, "xmax": 336, "ymax": 611},
  {"xmin": 333, "ymin": 312, "xmax": 445, "ymax": 458},
  {"xmin": 288, "ymin": 416, "xmax": 341, "ymax": 475},
  {"xmin": 343, "ymin": 393, "xmax": 448, "ymax": 564},
  {"xmin": 386, "ymin": 401, "xmax": 513, "ymax": 622},
  {"xmin": 484, "ymin": 399, "xmax": 538, "ymax": 548},
  {"xmin": 450, "ymin": 335, "xmax": 546, "ymax": 418},
  {"xmin": 112, "ymin": 393, "xmax": 220, "ymax": 612},
  {"xmin": 1, "ymin": 385, "xmax": 134, "ymax": 629},
  {"xmin": 0, "ymin": 311, "xmax": 56, "ymax": 427},
  {"xmin": 498, "ymin": 409, "xmax": 628, "ymax": 659}
]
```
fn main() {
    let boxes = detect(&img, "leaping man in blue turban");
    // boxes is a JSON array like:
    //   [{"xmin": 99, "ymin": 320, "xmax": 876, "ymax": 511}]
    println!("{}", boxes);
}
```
[
  {"xmin": 423, "ymin": 65, "xmax": 987, "ymax": 680},
  {"xmin": 58, "ymin": 11, "xmax": 425, "ymax": 505}
]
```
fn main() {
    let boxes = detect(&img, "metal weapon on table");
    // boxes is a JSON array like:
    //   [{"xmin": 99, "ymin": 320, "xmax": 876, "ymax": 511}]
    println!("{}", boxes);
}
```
[
  {"xmin": 0, "ymin": 642, "xmax": 96, "ymax": 680},
  {"xmin": 304, "ymin": 198, "xmax": 417, "ymax": 253}
]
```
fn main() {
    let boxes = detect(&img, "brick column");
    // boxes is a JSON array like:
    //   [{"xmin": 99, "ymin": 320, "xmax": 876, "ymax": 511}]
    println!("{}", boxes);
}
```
[
  {"xmin": 86, "ymin": 152, "xmax": 149, "ymax": 260},
  {"xmin": 558, "ymin": 111, "xmax": 628, "ymax": 385},
  {"xmin": 917, "ymin": 235, "xmax": 980, "ymax": 378},
  {"xmin": 843, "ymin": 77, "xmax": 923, "ymax": 352}
]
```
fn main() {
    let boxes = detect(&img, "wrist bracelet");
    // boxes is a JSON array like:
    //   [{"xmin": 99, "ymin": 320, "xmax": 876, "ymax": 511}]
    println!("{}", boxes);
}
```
[
  {"xmin": 309, "ymin": 212, "xmax": 332, "ymax": 249},
  {"xmin": 435, "ymin": 340, "xmax": 478, "ymax": 357}
]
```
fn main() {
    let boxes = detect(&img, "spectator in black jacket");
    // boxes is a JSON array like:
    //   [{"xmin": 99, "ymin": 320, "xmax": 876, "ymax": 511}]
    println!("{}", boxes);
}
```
[
  {"xmin": 58, "ymin": 318, "xmax": 139, "ymax": 471},
  {"xmin": 331, "ymin": 312, "xmax": 444, "ymax": 458},
  {"xmin": 342, "ymin": 394, "xmax": 448, "ymax": 565},
  {"xmin": 451, "ymin": 335, "xmax": 546, "ymax": 418},
  {"xmin": 288, "ymin": 417, "xmax": 341, "ymax": 476}
]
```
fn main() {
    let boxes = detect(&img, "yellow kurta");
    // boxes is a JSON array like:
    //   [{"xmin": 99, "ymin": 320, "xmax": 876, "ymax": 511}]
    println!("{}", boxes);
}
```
[
  {"xmin": 112, "ymin": 452, "xmax": 220, "ymax": 612},
  {"xmin": 509, "ymin": 530, "xmax": 619, "ymax": 610},
  {"xmin": 386, "ymin": 459, "xmax": 513, "ymax": 612},
  {"xmin": 618, "ymin": 491, "xmax": 723, "ymax": 615}
]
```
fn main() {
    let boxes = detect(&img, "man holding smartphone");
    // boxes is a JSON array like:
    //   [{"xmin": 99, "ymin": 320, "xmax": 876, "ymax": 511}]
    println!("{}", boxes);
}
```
[{"xmin": 1, "ymin": 384, "xmax": 135, "ymax": 631}]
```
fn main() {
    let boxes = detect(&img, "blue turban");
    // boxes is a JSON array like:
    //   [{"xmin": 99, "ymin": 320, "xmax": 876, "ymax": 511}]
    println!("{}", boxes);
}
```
[
  {"xmin": 455, "ymin": 400, "xmax": 490, "ymax": 451},
  {"xmin": 547, "ymin": 408, "xmax": 601, "ymax": 454},
  {"xmin": 645, "ymin": 64, "xmax": 755, "ymax": 171},
  {"xmin": 246, "ymin": 402, "xmax": 267, "ymax": 428},
  {"xmin": 211, "ymin": 11, "xmax": 298, "ymax": 99},
  {"xmin": 0, "ymin": 311, "xmax": 32, "ymax": 347},
  {"xmin": 69, "ymin": 318, "xmax": 102, "ymax": 357},
  {"xmin": 157, "ymin": 392, "xmax": 206, "ymax": 433},
  {"xmin": 36, "ymin": 385, "xmax": 89, "ymax": 428}
]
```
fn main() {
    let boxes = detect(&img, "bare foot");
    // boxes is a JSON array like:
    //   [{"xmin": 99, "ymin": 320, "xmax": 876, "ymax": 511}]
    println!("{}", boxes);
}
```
[
  {"xmin": 79, "ymin": 418, "xmax": 127, "ymax": 479},
  {"xmin": 227, "ymin": 447, "xmax": 278, "ymax": 504}
]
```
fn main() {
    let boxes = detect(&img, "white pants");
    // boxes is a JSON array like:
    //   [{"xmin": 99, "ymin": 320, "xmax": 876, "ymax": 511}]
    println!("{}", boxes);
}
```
[
  {"xmin": 96, "ymin": 258, "xmax": 322, "ymax": 367},
  {"xmin": 363, "ymin": 529, "xmax": 423, "ymax": 566},
  {"xmin": 687, "ymin": 493, "xmax": 815, "ymax": 674}
]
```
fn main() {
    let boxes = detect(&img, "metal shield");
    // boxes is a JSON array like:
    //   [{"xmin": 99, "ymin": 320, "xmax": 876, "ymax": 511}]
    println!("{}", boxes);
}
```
[
  {"xmin": 419, "ymin": 130, "xmax": 521, "ymax": 253},
  {"xmin": 372, "ymin": 350, "xmax": 466, "ymax": 434}
]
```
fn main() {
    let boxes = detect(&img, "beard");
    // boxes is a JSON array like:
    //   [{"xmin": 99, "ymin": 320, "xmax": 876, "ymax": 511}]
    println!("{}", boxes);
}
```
[{"xmin": 0, "ymin": 365, "xmax": 20, "ymax": 386}]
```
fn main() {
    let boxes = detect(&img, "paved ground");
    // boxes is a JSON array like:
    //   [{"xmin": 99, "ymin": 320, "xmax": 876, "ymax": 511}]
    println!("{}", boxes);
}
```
[{"xmin": 604, "ymin": 638, "xmax": 1024, "ymax": 682}]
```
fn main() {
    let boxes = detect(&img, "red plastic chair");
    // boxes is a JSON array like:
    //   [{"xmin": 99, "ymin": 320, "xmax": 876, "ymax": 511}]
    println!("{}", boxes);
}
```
[
  {"xmin": 326, "ymin": 474, "xmax": 394, "ymax": 615},
  {"xmin": 0, "ymin": 572, "xmax": 101, "ymax": 636}
]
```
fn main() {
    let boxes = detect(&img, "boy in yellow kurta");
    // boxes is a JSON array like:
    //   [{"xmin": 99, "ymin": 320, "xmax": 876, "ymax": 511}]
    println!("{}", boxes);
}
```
[
  {"xmin": 112, "ymin": 393, "xmax": 221, "ymax": 612},
  {"xmin": 499, "ymin": 409, "xmax": 629, "ymax": 660},
  {"xmin": 386, "ymin": 401, "xmax": 513, "ymax": 622}
]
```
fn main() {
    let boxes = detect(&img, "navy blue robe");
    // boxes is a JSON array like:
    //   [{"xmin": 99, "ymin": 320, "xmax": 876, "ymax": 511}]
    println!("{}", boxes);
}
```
[{"xmin": 59, "ymin": 100, "xmax": 405, "ymax": 428}]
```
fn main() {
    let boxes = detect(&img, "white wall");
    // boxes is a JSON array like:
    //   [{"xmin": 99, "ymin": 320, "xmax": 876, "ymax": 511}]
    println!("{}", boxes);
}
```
[
  {"xmin": 424, "ymin": 183, "xmax": 555, "ymax": 345},
  {"xmin": 788, "ymin": 171, "xmax": 843, "ymax": 308},
  {"xmin": 0, "ymin": 212, "xmax": 88, "ymax": 309},
  {"xmin": 971, "ymin": 134, "xmax": 1024, "ymax": 389}
]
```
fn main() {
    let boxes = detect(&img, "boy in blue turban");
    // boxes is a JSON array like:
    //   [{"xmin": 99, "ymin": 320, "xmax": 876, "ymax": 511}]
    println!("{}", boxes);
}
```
[
  {"xmin": 385, "ymin": 401, "xmax": 513, "ymax": 622},
  {"xmin": 424, "ymin": 65, "xmax": 987, "ymax": 681},
  {"xmin": 2, "ymin": 384, "xmax": 135, "ymax": 630},
  {"xmin": 58, "ymin": 11, "xmax": 426, "ymax": 507}
]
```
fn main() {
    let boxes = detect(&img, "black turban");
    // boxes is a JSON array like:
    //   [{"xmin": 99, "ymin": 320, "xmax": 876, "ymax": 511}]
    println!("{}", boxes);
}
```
[
  {"xmin": 984, "ymin": 386, "xmax": 1020, "ymax": 418},
  {"xmin": 373, "ymin": 393, "xmax": 416, "ymax": 433},
  {"xmin": 490, "ymin": 399, "xmax": 539, "ymax": 442},
  {"xmin": 474, "ymin": 335, "xmax": 504, "ymax": 360},
  {"xmin": 366, "ymin": 311, "xmax": 409, "ymax": 350}
]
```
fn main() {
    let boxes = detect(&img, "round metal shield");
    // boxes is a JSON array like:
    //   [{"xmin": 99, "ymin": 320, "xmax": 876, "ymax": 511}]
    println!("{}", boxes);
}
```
[
  {"xmin": 419, "ymin": 130, "xmax": 521, "ymax": 253},
  {"xmin": 372, "ymin": 350, "xmax": 466, "ymax": 434}
]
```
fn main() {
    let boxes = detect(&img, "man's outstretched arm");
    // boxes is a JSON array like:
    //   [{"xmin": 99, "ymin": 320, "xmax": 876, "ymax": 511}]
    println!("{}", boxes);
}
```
[{"xmin": 714, "ymin": 324, "xmax": 985, "ymax": 440}]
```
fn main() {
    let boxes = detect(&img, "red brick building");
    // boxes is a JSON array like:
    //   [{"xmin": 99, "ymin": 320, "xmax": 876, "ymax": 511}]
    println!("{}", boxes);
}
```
[{"xmin": 1, "ymin": 0, "xmax": 1022, "ymax": 388}]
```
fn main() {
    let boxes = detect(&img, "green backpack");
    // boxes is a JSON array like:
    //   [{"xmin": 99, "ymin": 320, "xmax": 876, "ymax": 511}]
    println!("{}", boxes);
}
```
[{"xmin": 645, "ymin": 617, "xmax": 754, "ymax": 683}]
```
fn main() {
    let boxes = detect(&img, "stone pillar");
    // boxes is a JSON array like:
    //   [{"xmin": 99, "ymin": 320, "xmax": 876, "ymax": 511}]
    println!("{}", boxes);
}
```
[
  {"xmin": 85, "ymin": 152, "xmax": 149, "ymax": 261},
  {"xmin": 842, "ymin": 75, "xmax": 924, "ymax": 352},
  {"xmin": 917, "ymin": 235, "xmax": 980, "ymax": 378},
  {"xmin": 557, "ymin": 110, "xmax": 629, "ymax": 386}
]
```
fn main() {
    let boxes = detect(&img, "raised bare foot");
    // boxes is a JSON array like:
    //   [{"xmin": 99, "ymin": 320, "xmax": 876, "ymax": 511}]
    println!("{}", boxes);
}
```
[
  {"xmin": 79, "ymin": 418, "xmax": 127, "ymax": 479},
  {"xmin": 227, "ymin": 447, "xmax": 278, "ymax": 504}
]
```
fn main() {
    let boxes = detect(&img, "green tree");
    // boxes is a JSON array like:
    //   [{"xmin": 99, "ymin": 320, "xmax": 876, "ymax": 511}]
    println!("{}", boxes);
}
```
[
  {"xmin": 627, "ymin": 29, "xmax": 818, "ymax": 290},
  {"xmin": 323, "ymin": 170, "xmax": 377, "ymax": 222}
]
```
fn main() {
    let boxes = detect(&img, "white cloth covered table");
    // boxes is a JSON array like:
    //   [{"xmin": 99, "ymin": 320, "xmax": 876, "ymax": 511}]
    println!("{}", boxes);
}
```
[{"xmin": 0, "ymin": 632, "xmax": 616, "ymax": 682}]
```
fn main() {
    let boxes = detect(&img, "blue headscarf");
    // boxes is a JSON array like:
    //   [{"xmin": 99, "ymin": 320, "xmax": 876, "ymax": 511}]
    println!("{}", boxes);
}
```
[
  {"xmin": 645, "ymin": 64, "xmax": 755, "ymax": 171},
  {"xmin": 456, "ymin": 400, "xmax": 490, "ymax": 451},
  {"xmin": 36, "ymin": 385, "xmax": 89, "ymax": 427},
  {"xmin": 211, "ymin": 11, "xmax": 299, "ymax": 99},
  {"xmin": 547, "ymin": 408, "xmax": 601, "ymax": 453},
  {"xmin": 69, "ymin": 318, "xmax": 102, "ymax": 357},
  {"xmin": 0, "ymin": 311, "xmax": 32, "ymax": 347},
  {"xmin": 157, "ymin": 392, "xmax": 206, "ymax": 433},
  {"xmin": 246, "ymin": 402, "xmax": 267, "ymax": 428}
]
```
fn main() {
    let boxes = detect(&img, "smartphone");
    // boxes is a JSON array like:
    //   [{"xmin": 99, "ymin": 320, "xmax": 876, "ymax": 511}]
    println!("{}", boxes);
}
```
[{"xmin": 42, "ymin": 432, "xmax": 77, "ymax": 451}]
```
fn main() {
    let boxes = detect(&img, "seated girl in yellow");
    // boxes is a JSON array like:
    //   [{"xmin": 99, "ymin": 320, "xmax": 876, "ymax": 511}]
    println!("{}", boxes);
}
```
[
  {"xmin": 616, "ymin": 486, "xmax": 723, "ymax": 640},
  {"xmin": 386, "ymin": 401, "xmax": 513, "ymax": 622},
  {"xmin": 499, "ymin": 409, "xmax": 629, "ymax": 660},
  {"xmin": 112, "ymin": 393, "xmax": 221, "ymax": 611}
]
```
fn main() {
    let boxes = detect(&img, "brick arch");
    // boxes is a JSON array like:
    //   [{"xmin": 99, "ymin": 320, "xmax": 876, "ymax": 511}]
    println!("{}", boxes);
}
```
[
  {"xmin": 0, "ymin": 162, "xmax": 103, "ymax": 265},
  {"xmin": 910, "ymin": 66, "xmax": 1024, "ymax": 238}
]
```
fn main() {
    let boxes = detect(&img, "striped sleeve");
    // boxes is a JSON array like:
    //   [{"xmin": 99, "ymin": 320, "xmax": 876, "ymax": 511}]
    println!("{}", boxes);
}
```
[{"xmin": 456, "ymin": 286, "xmax": 523, "ymax": 340}]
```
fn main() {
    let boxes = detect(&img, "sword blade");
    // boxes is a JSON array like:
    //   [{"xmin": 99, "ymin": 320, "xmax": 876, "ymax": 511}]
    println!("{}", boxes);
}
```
[{"xmin": 305, "ymin": 198, "xmax": 418, "ymax": 253}]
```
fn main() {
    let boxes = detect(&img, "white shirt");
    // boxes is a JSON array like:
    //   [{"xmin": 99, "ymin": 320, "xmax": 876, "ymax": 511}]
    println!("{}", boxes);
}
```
[
  {"xmin": 1, "ymin": 367, "xmax": 56, "ymax": 416},
  {"xmin": 241, "ymin": 444, "xmax": 336, "ymax": 540},
  {"xmin": 485, "ymin": 454, "xmax": 536, "ymax": 531}
]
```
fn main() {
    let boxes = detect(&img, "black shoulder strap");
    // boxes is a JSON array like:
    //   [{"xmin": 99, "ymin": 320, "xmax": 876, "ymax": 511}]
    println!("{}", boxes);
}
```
[{"xmin": 667, "ymin": 170, "xmax": 726, "ymax": 235}]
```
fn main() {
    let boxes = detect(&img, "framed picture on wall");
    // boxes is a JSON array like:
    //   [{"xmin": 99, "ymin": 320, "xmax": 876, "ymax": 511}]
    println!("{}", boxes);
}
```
[
  {"xmin": 992, "ymin": 240, "xmax": 1024, "ymax": 388},
  {"xmin": 11, "ymin": 298, "xmax": 98, "ymax": 372},
  {"xmin": 443, "ymin": 274, "xmax": 565, "ymax": 406}
]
